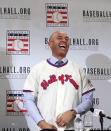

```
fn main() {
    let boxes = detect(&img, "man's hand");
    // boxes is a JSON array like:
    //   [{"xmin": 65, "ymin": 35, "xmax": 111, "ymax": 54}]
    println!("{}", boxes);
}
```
[
  {"xmin": 38, "ymin": 120, "xmax": 57, "ymax": 130},
  {"xmin": 56, "ymin": 110, "xmax": 76, "ymax": 127}
]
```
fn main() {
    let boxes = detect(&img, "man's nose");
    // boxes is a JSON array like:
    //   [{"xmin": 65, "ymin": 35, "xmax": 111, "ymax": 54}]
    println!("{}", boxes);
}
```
[{"xmin": 62, "ymin": 38, "xmax": 67, "ymax": 42}]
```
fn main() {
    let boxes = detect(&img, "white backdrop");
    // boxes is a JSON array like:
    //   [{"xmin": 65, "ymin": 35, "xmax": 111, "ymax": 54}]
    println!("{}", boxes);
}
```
[{"xmin": 0, "ymin": 0, "xmax": 111, "ymax": 130}]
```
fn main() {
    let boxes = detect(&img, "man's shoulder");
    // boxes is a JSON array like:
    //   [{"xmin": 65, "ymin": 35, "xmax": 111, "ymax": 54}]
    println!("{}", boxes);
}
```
[
  {"xmin": 30, "ymin": 60, "xmax": 47, "ymax": 73},
  {"xmin": 68, "ymin": 59, "xmax": 81, "ymax": 69},
  {"xmin": 68, "ymin": 60, "xmax": 86, "ymax": 76}
]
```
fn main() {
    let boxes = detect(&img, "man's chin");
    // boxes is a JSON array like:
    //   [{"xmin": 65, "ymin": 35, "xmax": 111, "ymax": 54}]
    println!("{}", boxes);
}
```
[{"xmin": 59, "ymin": 53, "xmax": 66, "ymax": 58}]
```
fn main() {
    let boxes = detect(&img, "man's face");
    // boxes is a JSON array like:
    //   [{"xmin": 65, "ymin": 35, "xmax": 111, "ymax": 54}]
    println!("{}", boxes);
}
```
[{"xmin": 48, "ymin": 31, "xmax": 70, "ymax": 59}]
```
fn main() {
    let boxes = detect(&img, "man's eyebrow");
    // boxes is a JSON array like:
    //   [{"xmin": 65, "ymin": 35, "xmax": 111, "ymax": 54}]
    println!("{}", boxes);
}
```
[
  {"xmin": 57, "ymin": 35, "xmax": 62, "ymax": 37},
  {"xmin": 56, "ymin": 35, "xmax": 69, "ymax": 38}
]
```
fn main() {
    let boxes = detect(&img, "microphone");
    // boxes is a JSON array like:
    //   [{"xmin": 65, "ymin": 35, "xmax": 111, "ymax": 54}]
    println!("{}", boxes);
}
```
[{"xmin": 90, "ymin": 108, "xmax": 111, "ymax": 120}]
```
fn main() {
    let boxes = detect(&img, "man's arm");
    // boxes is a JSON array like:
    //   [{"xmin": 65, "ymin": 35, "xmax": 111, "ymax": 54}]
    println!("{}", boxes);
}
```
[
  {"xmin": 74, "ymin": 91, "xmax": 93, "ymax": 114},
  {"xmin": 23, "ymin": 92, "xmax": 43, "ymax": 124},
  {"xmin": 56, "ymin": 91, "xmax": 93, "ymax": 127},
  {"xmin": 23, "ymin": 92, "xmax": 57, "ymax": 130}
]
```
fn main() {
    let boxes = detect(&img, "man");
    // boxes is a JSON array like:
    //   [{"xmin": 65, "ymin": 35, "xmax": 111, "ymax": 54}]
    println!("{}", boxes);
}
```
[{"xmin": 23, "ymin": 31, "xmax": 95, "ymax": 131}]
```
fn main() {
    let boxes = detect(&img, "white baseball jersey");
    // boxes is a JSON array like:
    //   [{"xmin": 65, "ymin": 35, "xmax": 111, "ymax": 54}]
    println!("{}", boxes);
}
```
[{"xmin": 24, "ymin": 59, "xmax": 95, "ymax": 131}]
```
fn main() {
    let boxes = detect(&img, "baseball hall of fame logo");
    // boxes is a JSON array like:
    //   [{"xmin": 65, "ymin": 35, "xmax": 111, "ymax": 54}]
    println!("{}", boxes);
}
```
[
  {"xmin": 6, "ymin": 90, "xmax": 27, "ymax": 116},
  {"xmin": 45, "ymin": 3, "xmax": 69, "ymax": 27},
  {"xmin": 0, "ymin": 7, "xmax": 31, "ymax": 20},
  {"xmin": 6, "ymin": 30, "xmax": 30, "ymax": 55}
]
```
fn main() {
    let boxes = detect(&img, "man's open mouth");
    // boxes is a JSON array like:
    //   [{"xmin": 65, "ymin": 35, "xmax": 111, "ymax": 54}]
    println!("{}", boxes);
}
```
[{"xmin": 59, "ymin": 44, "xmax": 66, "ymax": 49}]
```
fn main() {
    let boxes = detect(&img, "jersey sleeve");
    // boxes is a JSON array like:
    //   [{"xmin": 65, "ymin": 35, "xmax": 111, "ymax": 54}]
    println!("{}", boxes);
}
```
[
  {"xmin": 79, "ymin": 68, "xmax": 95, "ymax": 96},
  {"xmin": 23, "ymin": 66, "xmax": 38, "ymax": 96}
]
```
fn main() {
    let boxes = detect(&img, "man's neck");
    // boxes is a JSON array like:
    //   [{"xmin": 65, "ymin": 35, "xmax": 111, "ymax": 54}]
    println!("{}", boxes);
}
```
[
  {"xmin": 52, "ymin": 55, "xmax": 66, "ymax": 61},
  {"xmin": 47, "ymin": 56, "xmax": 68, "ymax": 65}
]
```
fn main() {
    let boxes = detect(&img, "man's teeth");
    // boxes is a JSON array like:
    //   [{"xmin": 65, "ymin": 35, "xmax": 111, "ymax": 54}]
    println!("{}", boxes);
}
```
[{"xmin": 59, "ymin": 45, "xmax": 66, "ymax": 48}]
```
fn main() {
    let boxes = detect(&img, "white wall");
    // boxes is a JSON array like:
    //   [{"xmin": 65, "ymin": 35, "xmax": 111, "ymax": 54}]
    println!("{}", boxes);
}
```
[{"xmin": 0, "ymin": 0, "xmax": 111, "ymax": 130}]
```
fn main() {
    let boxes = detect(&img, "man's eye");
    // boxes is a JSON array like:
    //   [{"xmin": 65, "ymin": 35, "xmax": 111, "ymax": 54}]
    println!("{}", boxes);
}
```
[{"xmin": 65, "ymin": 37, "xmax": 69, "ymax": 41}]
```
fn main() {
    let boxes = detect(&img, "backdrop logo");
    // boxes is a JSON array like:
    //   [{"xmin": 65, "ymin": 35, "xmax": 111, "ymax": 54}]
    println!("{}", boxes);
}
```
[
  {"xmin": 83, "ymin": 67, "xmax": 111, "ymax": 80},
  {"xmin": 45, "ymin": 37, "xmax": 99, "ymax": 51},
  {"xmin": 6, "ymin": 90, "xmax": 27, "ymax": 116},
  {"xmin": 0, "ymin": 66, "xmax": 30, "ymax": 79},
  {"xmin": 6, "ymin": 30, "xmax": 30, "ymax": 55},
  {"xmin": 45, "ymin": 3, "xmax": 69, "ymax": 27},
  {"xmin": 83, "ymin": 10, "xmax": 111, "ymax": 22},
  {"xmin": 2, "ymin": 128, "xmax": 30, "ymax": 131},
  {"xmin": 69, "ymin": 37, "xmax": 99, "ymax": 50},
  {"xmin": 93, "ymin": 97, "xmax": 100, "ymax": 106},
  {"xmin": 0, "ymin": 7, "xmax": 31, "ymax": 20}
]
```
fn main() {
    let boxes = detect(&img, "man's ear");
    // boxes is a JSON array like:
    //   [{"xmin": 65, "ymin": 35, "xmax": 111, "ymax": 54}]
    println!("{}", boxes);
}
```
[{"xmin": 48, "ymin": 42, "xmax": 51, "ymax": 47}]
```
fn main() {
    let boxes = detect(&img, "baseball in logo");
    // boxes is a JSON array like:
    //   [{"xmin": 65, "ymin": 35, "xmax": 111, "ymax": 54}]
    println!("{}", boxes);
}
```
[
  {"xmin": 6, "ymin": 30, "xmax": 30, "ymax": 55},
  {"xmin": 6, "ymin": 90, "xmax": 27, "ymax": 116},
  {"xmin": 46, "ymin": 3, "xmax": 69, "ymax": 27}
]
